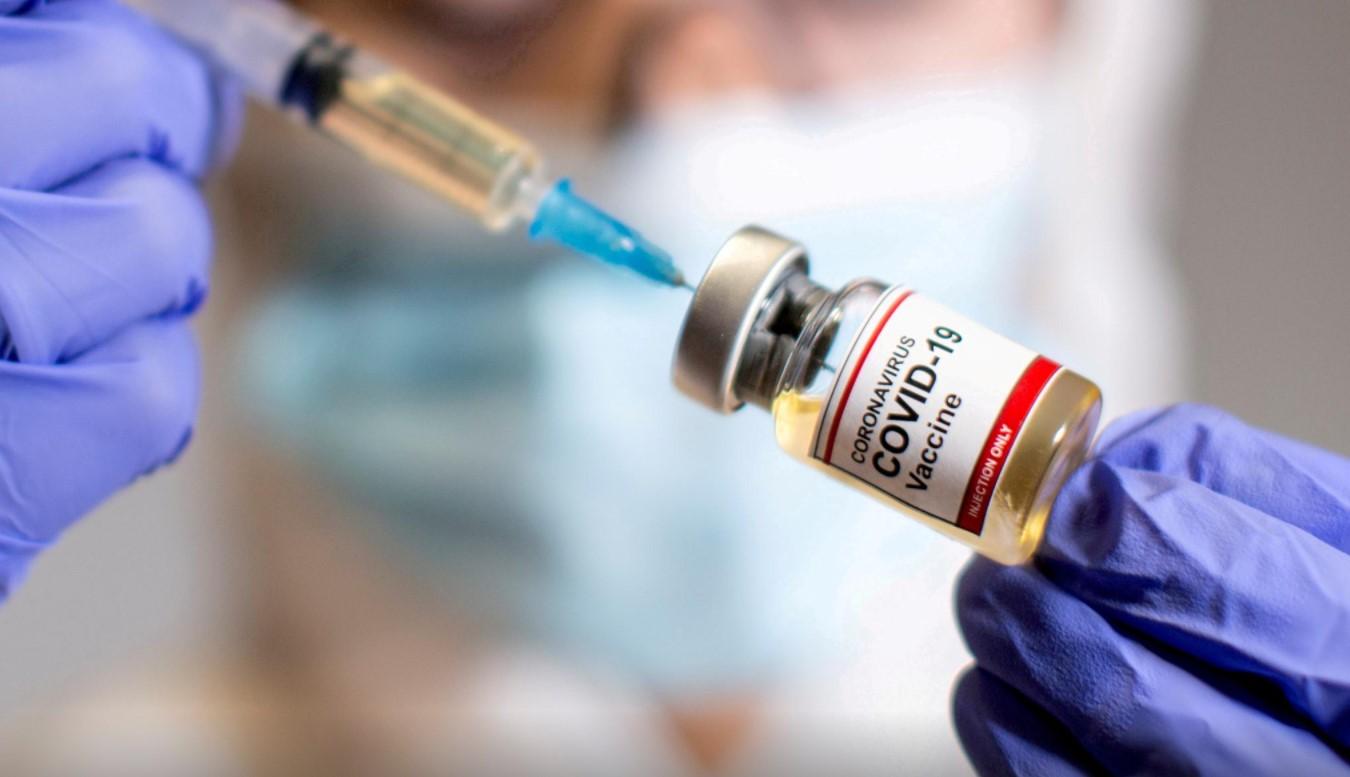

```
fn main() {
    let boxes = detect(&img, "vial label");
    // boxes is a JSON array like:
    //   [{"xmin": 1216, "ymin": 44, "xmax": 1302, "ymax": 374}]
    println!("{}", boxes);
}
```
[{"xmin": 811, "ymin": 287, "xmax": 1061, "ymax": 535}]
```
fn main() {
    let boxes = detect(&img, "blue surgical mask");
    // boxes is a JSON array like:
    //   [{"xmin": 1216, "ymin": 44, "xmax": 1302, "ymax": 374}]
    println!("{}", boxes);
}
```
[{"xmin": 242, "ymin": 71, "xmax": 1052, "ymax": 698}]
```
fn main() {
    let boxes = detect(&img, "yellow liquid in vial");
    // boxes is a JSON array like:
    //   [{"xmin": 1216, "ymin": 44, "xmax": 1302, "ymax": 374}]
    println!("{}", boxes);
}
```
[
  {"xmin": 772, "ymin": 371, "xmax": 1101, "ymax": 565},
  {"xmin": 318, "ymin": 73, "xmax": 541, "ymax": 230}
]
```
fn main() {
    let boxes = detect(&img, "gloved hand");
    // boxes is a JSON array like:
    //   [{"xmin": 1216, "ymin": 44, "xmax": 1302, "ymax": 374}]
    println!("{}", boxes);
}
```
[
  {"xmin": 954, "ymin": 404, "xmax": 1350, "ymax": 776},
  {"xmin": 0, "ymin": 0, "xmax": 236, "ymax": 601}
]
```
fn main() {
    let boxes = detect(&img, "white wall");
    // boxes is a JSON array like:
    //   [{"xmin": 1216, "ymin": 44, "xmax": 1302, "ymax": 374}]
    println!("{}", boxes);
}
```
[{"xmin": 1173, "ymin": 0, "xmax": 1350, "ymax": 453}]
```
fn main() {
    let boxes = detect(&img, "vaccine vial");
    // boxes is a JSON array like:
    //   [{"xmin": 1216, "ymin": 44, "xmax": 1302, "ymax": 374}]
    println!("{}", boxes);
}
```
[{"xmin": 673, "ymin": 227, "xmax": 1102, "ymax": 564}]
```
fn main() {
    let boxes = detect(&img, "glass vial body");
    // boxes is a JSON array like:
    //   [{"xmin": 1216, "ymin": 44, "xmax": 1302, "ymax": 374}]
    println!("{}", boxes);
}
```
[{"xmin": 673, "ymin": 227, "xmax": 1102, "ymax": 565}]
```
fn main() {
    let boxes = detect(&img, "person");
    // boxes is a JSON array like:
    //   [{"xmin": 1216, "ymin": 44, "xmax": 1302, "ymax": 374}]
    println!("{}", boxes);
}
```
[
  {"xmin": 14, "ymin": 2, "xmax": 1342, "ymax": 777},
  {"xmin": 215, "ymin": 0, "xmax": 1192, "ymax": 771}
]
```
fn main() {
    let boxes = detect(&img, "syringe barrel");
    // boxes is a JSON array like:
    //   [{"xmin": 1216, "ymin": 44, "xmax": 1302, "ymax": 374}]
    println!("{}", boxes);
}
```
[
  {"xmin": 133, "ymin": 0, "xmax": 546, "ymax": 231},
  {"xmin": 285, "ymin": 39, "xmax": 547, "ymax": 230},
  {"xmin": 129, "ymin": 0, "xmax": 319, "ymax": 102}
]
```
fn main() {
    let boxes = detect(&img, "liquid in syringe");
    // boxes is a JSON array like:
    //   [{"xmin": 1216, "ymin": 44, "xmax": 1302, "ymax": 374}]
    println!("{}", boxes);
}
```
[{"xmin": 131, "ymin": 0, "xmax": 686, "ymax": 287}]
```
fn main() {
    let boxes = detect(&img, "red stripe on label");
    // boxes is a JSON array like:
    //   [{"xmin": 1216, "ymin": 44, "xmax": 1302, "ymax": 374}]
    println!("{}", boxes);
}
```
[
  {"xmin": 822, "ymin": 290, "xmax": 914, "ymax": 464},
  {"xmin": 954, "ymin": 356, "xmax": 1061, "ymax": 535}
]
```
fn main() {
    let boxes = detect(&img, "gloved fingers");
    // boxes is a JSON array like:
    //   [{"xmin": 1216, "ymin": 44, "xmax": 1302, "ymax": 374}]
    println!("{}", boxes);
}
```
[
  {"xmin": 1039, "ymin": 459, "xmax": 1350, "ymax": 747},
  {"xmin": 0, "ymin": 316, "xmax": 197, "ymax": 558},
  {"xmin": 957, "ymin": 558, "xmax": 1350, "ymax": 776},
  {"xmin": 0, "ymin": 0, "xmax": 228, "ymax": 190},
  {"xmin": 0, "ymin": 0, "xmax": 38, "ymax": 16},
  {"xmin": 1093, "ymin": 404, "xmax": 1350, "ymax": 552},
  {"xmin": 0, "ymin": 158, "xmax": 210, "ymax": 364},
  {"xmin": 952, "ymin": 668, "xmax": 1102, "ymax": 777}
]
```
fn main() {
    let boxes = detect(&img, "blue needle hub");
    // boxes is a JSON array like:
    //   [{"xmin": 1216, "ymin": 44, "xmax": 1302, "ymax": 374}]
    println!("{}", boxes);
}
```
[{"xmin": 529, "ymin": 180, "xmax": 686, "ymax": 287}]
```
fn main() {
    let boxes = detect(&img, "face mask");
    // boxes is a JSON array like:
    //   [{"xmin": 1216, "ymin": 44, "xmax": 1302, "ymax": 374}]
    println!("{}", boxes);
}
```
[{"xmin": 242, "ymin": 70, "xmax": 1054, "ymax": 698}]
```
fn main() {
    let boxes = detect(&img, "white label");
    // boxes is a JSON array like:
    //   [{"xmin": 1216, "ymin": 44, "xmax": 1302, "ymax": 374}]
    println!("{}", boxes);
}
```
[{"xmin": 811, "ymin": 287, "xmax": 1060, "ymax": 535}]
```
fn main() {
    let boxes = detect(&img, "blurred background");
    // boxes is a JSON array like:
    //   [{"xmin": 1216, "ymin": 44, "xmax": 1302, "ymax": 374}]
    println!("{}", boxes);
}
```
[
  {"xmin": 1, "ymin": 1, "xmax": 1348, "ymax": 775},
  {"xmin": 1173, "ymin": 0, "xmax": 1350, "ymax": 451}
]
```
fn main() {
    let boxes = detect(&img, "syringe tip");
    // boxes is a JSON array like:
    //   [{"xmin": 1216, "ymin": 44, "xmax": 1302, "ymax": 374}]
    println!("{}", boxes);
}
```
[{"xmin": 529, "ymin": 180, "xmax": 688, "ymax": 287}]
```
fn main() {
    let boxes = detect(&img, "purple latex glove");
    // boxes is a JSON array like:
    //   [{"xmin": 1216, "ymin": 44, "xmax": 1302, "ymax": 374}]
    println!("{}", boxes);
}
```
[
  {"xmin": 953, "ymin": 404, "xmax": 1350, "ymax": 776},
  {"xmin": 0, "ymin": 0, "xmax": 236, "ymax": 600}
]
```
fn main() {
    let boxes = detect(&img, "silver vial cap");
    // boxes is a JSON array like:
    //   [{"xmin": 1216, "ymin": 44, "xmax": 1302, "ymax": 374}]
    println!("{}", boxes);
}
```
[{"xmin": 673, "ymin": 226, "xmax": 808, "ymax": 414}]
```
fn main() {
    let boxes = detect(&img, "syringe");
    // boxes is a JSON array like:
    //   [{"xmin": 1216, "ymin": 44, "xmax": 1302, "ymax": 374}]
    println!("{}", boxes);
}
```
[{"xmin": 129, "ymin": 0, "xmax": 686, "ymax": 288}]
